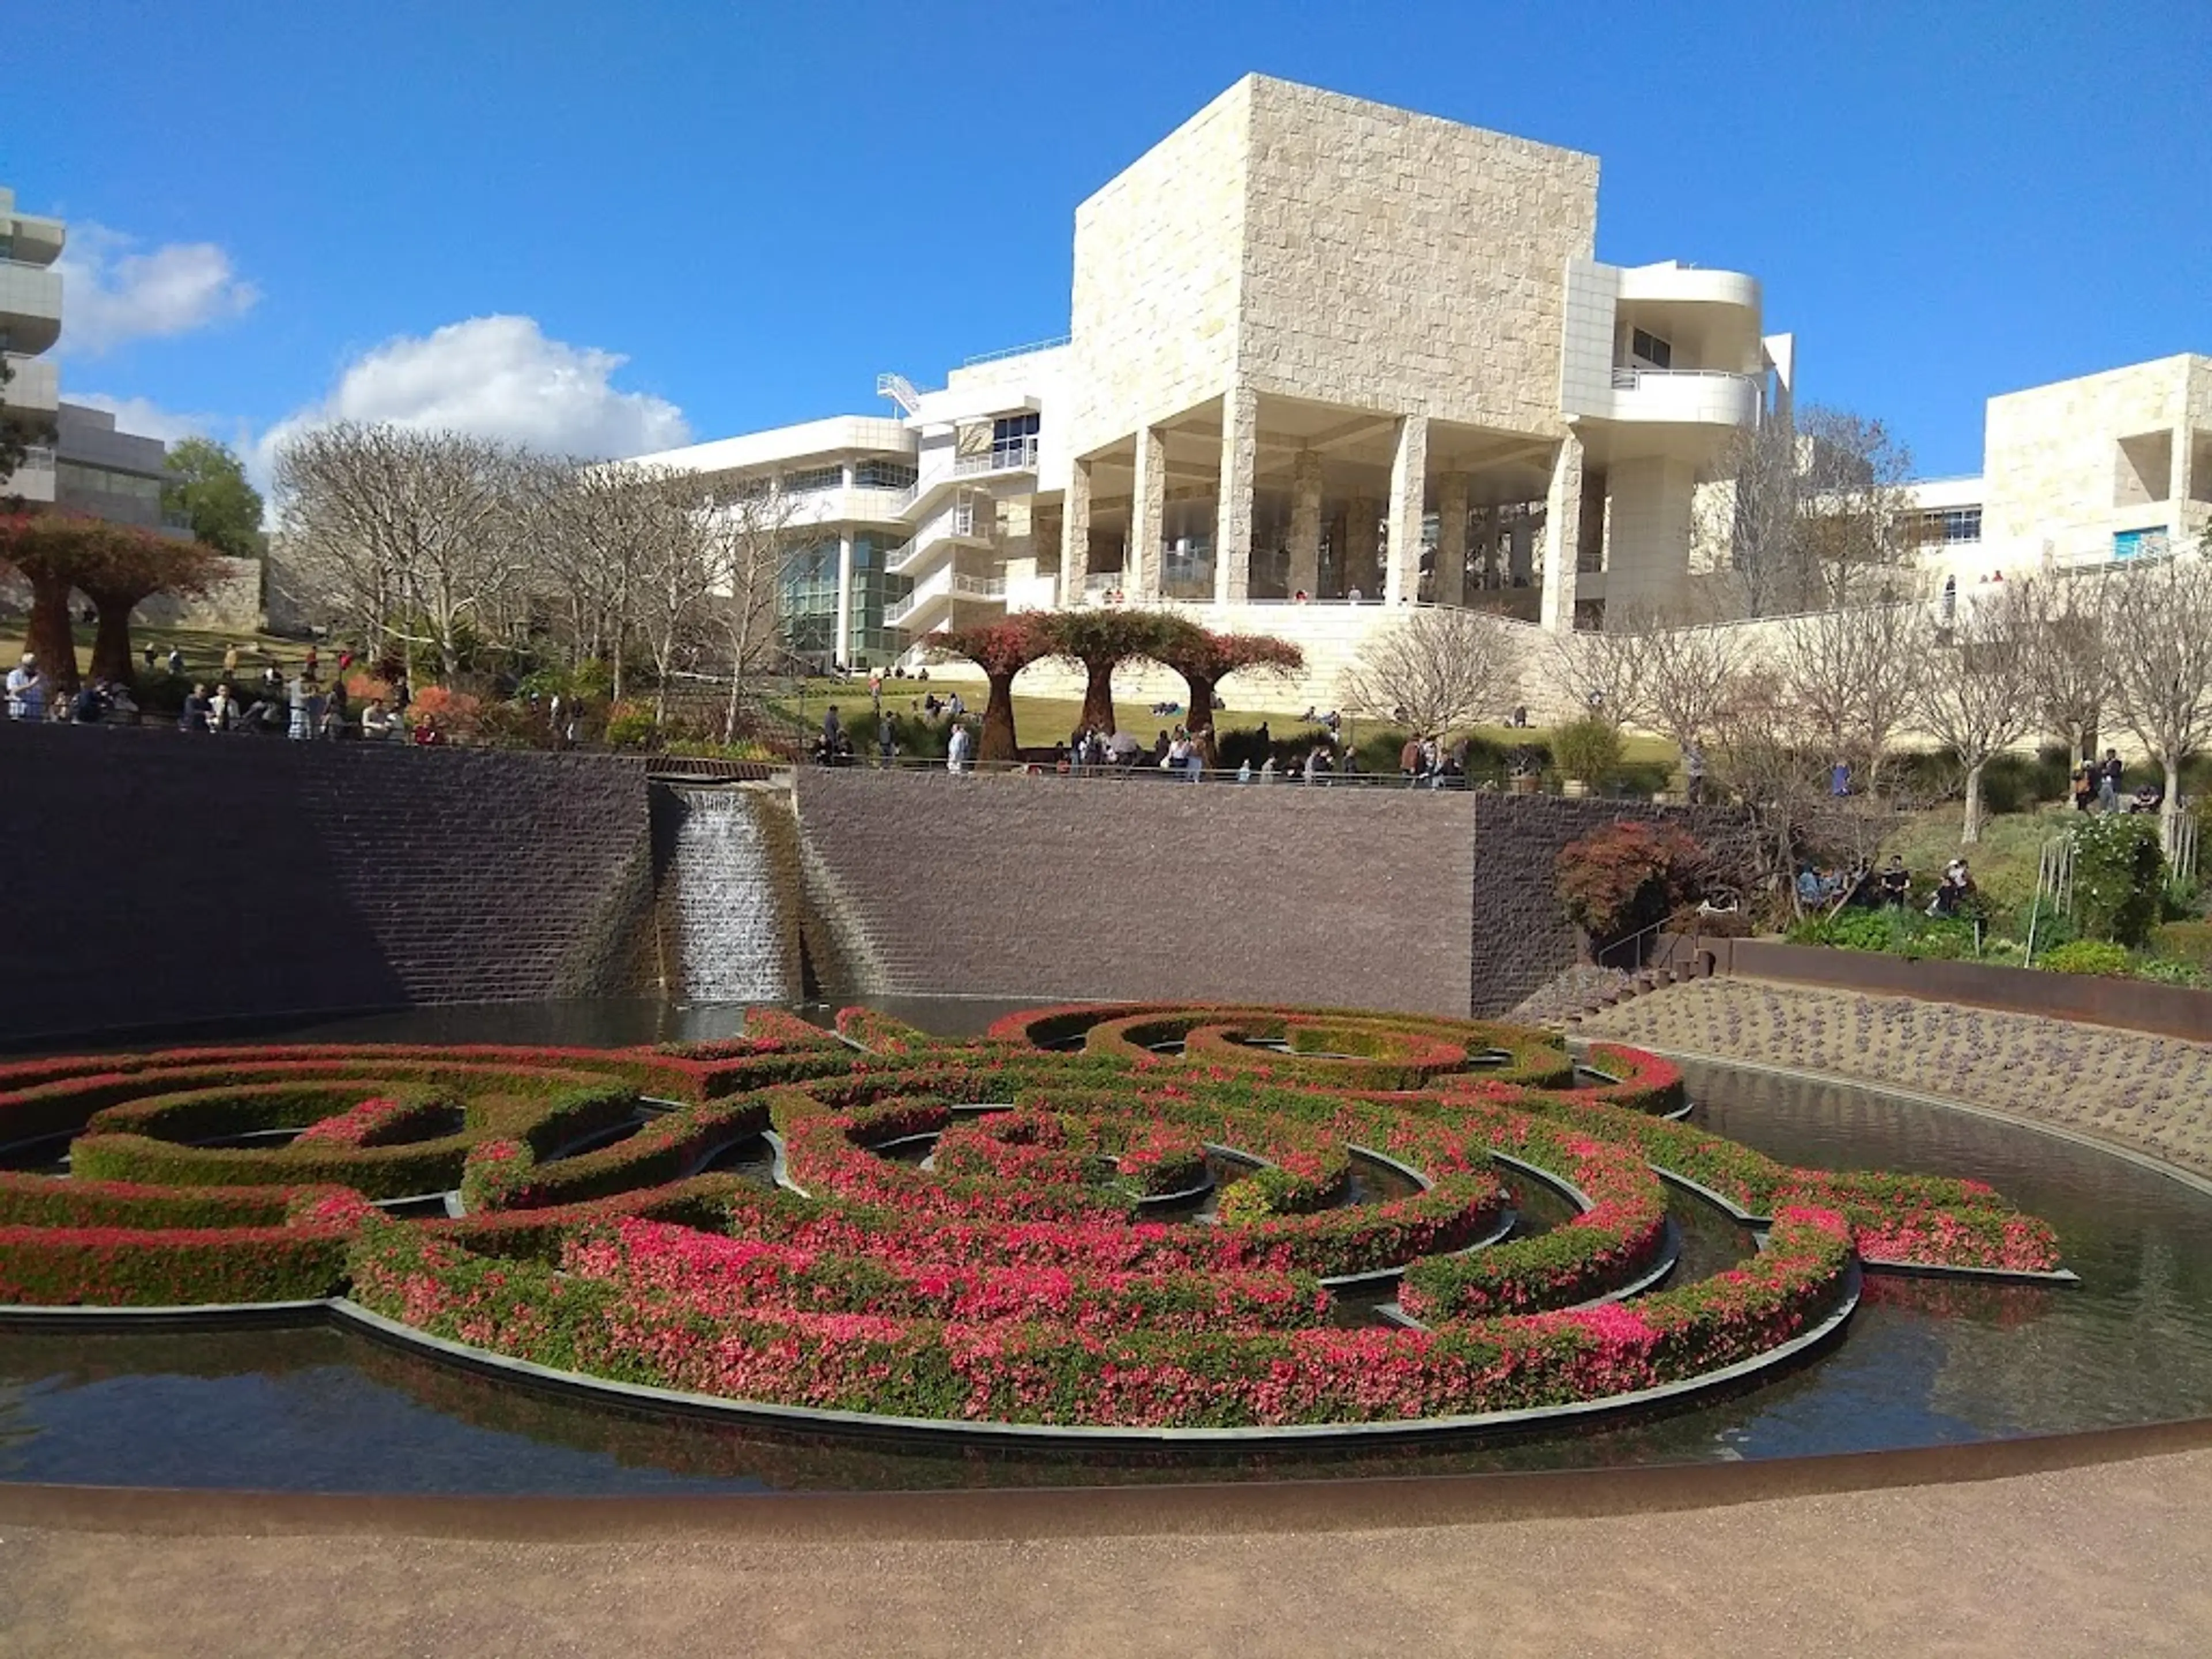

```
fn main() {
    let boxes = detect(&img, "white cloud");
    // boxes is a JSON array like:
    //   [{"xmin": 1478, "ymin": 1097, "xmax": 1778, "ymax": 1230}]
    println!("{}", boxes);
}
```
[
  {"xmin": 253, "ymin": 315, "xmax": 691, "ymax": 479},
  {"xmin": 55, "ymin": 224, "xmax": 260, "ymax": 355}
]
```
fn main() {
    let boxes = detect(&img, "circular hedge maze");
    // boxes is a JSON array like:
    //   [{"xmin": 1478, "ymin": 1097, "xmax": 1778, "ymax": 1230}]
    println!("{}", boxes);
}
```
[{"xmin": 0, "ymin": 1005, "xmax": 2069, "ymax": 1439}]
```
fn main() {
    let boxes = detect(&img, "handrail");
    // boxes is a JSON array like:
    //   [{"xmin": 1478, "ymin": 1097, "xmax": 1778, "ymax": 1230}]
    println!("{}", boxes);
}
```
[
  {"xmin": 960, "ymin": 335, "xmax": 1070, "ymax": 368},
  {"xmin": 953, "ymin": 437, "xmax": 1039, "ymax": 476},
  {"xmin": 1610, "ymin": 366, "xmax": 1763, "ymax": 389}
]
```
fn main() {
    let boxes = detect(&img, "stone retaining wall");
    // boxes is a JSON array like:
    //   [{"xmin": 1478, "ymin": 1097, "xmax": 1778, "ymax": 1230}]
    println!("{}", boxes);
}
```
[
  {"xmin": 793, "ymin": 768, "xmax": 1481, "ymax": 1014},
  {"xmin": 0, "ymin": 722, "xmax": 655, "ymax": 1043}
]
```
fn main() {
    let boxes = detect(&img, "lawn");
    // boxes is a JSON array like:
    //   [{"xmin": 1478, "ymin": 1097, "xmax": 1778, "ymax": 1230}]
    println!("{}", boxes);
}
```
[{"xmin": 0, "ymin": 618, "xmax": 311, "ymax": 684}]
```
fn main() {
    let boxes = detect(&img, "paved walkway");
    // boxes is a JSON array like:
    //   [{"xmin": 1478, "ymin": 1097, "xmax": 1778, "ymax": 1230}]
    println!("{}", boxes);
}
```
[
  {"xmin": 1581, "ymin": 976, "xmax": 2212, "ymax": 1177},
  {"xmin": 5, "ymin": 1428, "xmax": 2210, "ymax": 1657}
]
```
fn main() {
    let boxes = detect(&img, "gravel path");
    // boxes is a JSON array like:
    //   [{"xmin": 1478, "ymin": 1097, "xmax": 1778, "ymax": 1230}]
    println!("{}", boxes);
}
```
[{"xmin": 1580, "ymin": 978, "xmax": 2212, "ymax": 1176}]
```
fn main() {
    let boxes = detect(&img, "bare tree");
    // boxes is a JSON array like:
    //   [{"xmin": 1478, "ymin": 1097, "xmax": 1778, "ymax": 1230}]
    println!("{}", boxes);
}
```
[
  {"xmin": 1706, "ymin": 664, "xmax": 1893, "ymax": 918},
  {"xmin": 1341, "ymin": 608, "xmax": 1522, "ymax": 734},
  {"xmin": 273, "ymin": 424, "xmax": 531, "ymax": 683},
  {"xmin": 1913, "ymin": 585, "xmax": 2036, "ymax": 843},
  {"xmin": 704, "ymin": 486, "xmax": 803, "ymax": 741},
  {"xmin": 2016, "ymin": 571, "xmax": 2111, "ymax": 764},
  {"xmin": 615, "ymin": 466, "xmax": 726, "ymax": 725},
  {"xmin": 2108, "ymin": 548, "xmax": 2212, "ymax": 853},
  {"xmin": 1777, "ymin": 596, "xmax": 1924, "ymax": 790},
  {"xmin": 1581, "ymin": 597, "xmax": 1749, "ymax": 777},
  {"xmin": 525, "ymin": 456, "xmax": 660, "ymax": 698},
  {"xmin": 1696, "ymin": 402, "xmax": 1923, "ymax": 618}
]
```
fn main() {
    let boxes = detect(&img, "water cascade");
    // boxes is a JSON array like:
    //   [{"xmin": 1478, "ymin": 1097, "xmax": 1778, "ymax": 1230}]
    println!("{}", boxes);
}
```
[{"xmin": 662, "ymin": 783, "xmax": 803, "ymax": 1002}]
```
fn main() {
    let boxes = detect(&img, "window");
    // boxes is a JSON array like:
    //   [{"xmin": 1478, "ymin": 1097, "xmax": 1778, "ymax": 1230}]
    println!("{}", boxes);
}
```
[
  {"xmin": 1630, "ymin": 328, "xmax": 1673, "ymax": 370},
  {"xmin": 853, "ymin": 458, "xmax": 917, "ymax": 491},
  {"xmin": 991, "ymin": 411, "xmax": 1040, "ymax": 468},
  {"xmin": 783, "ymin": 464, "xmax": 843, "ymax": 494},
  {"xmin": 1918, "ymin": 506, "xmax": 1983, "ymax": 544},
  {"xmin": 2113, "ymin": 527, "xmax": 2170, "ymax": 562},
  {"xmin": 714, "ymin": 473, "xmax": 774, "ymax": 503}
]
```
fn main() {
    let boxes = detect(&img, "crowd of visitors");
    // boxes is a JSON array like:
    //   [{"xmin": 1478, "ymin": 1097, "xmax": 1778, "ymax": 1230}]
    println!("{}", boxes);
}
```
[
  {"xmin": 3, "ymin": 641, "xmax": 447, "ymax": 746},
  {"xmin": 1796, "ymin": 855, "xmax": 1979, "ymax": 918},
  {"xmin": 2071, "ymin": 749, "xmax": 2166, "ymax": 815}
]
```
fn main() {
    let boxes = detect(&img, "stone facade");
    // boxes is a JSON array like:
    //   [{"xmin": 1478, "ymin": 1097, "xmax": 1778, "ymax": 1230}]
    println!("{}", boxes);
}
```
[
  {"xmin": 1982, "ymin": 354, "xmax": 2212, "ymax": 566},
  {"xmin": 794, "ymin": 768, "xmax": 1480, "ymax": 1015},
  {"xmin": 0, "ymin": 724, "xmax": 656, "ymax": 1042},
  {"xmin": 1234, "ymin": 78, "xmax": 1594, "ymax": 437},
  {"xmin": 1067, "ymin": 81, "xmax": 1252, "ymax": 454}
]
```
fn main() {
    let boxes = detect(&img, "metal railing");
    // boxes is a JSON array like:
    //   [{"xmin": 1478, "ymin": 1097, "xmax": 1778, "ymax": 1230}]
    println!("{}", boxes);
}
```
[
  {"xmin": 1609, "ymin": 366, "xmax": 1763, "ymax": 391},
  {"xmin": 884, "ymin": 573, "xmax": 1006, "ymax": 626},
  {"xmin": 806, "ymin": 752, "xmax": 1504, "ymax": 789},
  {"xmin": 953, "ymin": 437, "xmax": 1040, "ymax": 476},
  {"xmin": 876, "ymin": 372, "xmax": 922, "ymax": 416},
  {"xmin": 960, "ymin": 335, "xmax": 1070, "ymax": 368}
]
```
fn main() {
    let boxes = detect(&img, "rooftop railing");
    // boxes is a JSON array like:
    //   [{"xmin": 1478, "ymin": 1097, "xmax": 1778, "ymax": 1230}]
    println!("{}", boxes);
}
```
[{"xmin": 960, "ymin": 335, "xmax": 1070, "ymax": 368}]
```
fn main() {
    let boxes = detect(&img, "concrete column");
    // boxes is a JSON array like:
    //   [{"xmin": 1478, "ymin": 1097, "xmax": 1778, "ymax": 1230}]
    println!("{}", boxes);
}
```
[
  {"xmin": 1508, "ymin": 516, "xmax": 1533, "ymax": 586},
  {"xmin": 834, "ymin": 531, "xmax": 855, "ymax": 665},
  {"xmin": 1287, "ymin": 448, "xmax": 1323, "ymax": 599},
  {"xmin": 1215, "ymin": 384, "xmax": 1257, "ymax": 605},
  {"xmin": 1384, "ymin": 414, "xmax": 1429, "ymax": 606},
  {"xmin": 1541, "ymin": 436, "xmax": 1585, "ymax": 632},
  {"xmin": 1061, "ymin": 459, "xmax": 1092, "ymax": 606},
  {"xmin": 1131, "ymin": 425, "xmax": 1166, "ymax": 600},
  {"xmin": 2172, "ymin": 422, "xmax": 2192, "ymax": 528},
  {"xmin": 1345, "ymin": 498, "xmax": 1379, "ymax": 600},
  {"xmin": 1435, "ymin": 472, "xmax": 1469, "ymax": 607}
]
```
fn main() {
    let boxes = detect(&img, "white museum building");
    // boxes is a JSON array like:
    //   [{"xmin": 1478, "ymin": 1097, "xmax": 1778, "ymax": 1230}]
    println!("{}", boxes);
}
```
[{"xmin": 627, "ymin": 75, "xmax": 1788, "ymax": 677}]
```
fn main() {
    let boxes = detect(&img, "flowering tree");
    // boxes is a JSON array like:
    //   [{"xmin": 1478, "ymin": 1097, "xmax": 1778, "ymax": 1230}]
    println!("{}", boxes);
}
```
[
  {"xmin": 0, "ymin": 512, "xmax": 217, "ymax": 691},
  {"xmin": 1035, "ymin": 608, "xmax": 1198, "ymax": 735},
  {"xmin": 934, "ymin": 615, "xmax": 1055, "ymax": 762},
  {"xmin": 1146, "ymin": 628, "xmax": 1304, "ymax": 764}
]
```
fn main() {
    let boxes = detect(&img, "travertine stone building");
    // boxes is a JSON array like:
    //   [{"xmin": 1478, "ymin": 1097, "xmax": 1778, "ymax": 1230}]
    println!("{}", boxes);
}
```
[
  {"xmin": 1905, "ymin": 355, "xmax": 2212, "ymax": 610},
  {"xmin": 632, "ymin": 75, "xmax": 1784, "ymax": 674}
]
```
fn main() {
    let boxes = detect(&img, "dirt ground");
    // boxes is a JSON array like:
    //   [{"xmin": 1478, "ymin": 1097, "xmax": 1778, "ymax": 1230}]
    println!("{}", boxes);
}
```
[{"xmin": 4, "ymin": 1430, "xmax": 2209, "ymax": 1658}]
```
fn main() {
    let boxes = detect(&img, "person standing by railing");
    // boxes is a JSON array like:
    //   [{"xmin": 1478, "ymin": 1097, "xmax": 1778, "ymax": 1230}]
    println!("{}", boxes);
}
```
[{"xmin": 946, "ymin": 718, "xmax": 972, "ymax": 774}]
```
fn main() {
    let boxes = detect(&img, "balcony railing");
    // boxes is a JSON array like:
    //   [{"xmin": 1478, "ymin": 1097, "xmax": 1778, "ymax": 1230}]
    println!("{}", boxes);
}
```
[
  {"xmin": 1609, "ymin": 366, "xmax": 1762, "ymax": 391},
  {"xmin": 953, "ymin": 436, "xmax": 1040, "ymax": 477},
  {"xmin": 885, "ymin": 573, "xmax": 1006, "ymax": 627}
]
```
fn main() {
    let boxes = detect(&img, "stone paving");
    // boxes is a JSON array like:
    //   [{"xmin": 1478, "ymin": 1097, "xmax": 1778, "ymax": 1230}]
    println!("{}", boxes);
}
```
[
  {"xmin": 1580, "ymin": 976, "xmax": 2212, "ymax": 1177},
  {"xmin": 4, "ymin": 1440, "xmax": 2209, "ymax": 1657}
]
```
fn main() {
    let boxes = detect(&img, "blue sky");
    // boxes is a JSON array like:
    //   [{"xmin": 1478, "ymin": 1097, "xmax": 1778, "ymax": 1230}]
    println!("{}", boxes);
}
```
[{"xmin": 10, "ymin": 1, "xmax": 2208, "ymax": 482}]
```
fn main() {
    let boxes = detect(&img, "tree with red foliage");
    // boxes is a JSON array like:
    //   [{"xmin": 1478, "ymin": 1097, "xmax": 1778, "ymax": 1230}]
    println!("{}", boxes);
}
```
[
  {"xmin": 1554, "ymin": 819, "xmax": 1710, "ymax": 951},
  {"xmin": 0, "ymin": 512, "xmax": 218, "ymax": 692},
  {"xmin": 1148, "ymin": 628, "xmax": 1304, "ymax": 764},
  {"xmin": 1033, "ymin": 608, "xmax": 1202, "ymax": 736},
  {"xmin": 934, "ymin": 615, "xmax": 1055, "ymax": 763}
]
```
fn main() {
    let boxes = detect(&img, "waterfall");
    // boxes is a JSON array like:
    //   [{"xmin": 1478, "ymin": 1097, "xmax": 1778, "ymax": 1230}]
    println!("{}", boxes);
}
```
[{"xmin": 664, "ymin": 784, "xmax": 802, "ymax": 1002}]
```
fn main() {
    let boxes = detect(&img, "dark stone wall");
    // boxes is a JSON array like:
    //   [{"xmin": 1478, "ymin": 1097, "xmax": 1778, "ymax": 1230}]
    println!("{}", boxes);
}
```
[
  {"xmin": 793, "ymin": 770, "xmax": 1480, "ymax": 1016},
  {"xmin": 0, "ymin": 723, "xmax": 654, "ymax": 1043},
  {"xmin": 1468, "ymin": 794, "xmax": 1700, "ymax": 1014}
]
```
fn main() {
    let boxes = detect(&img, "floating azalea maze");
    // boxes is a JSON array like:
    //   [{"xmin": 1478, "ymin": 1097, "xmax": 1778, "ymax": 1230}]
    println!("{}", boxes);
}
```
[{"xmin": 0, "ymin": 1005, "xmax": 2071, "ymax": 1440}]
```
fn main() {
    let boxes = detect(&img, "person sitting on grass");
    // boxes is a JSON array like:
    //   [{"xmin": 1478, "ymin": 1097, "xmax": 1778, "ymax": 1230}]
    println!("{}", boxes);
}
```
[
  {"xmin": 2130, "ymin": 780, "xmax": 2165, "ymax": 815},
  {"xmin": 1879, "ymin": 857, "xmax": 1911, "ymax": 908}
]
